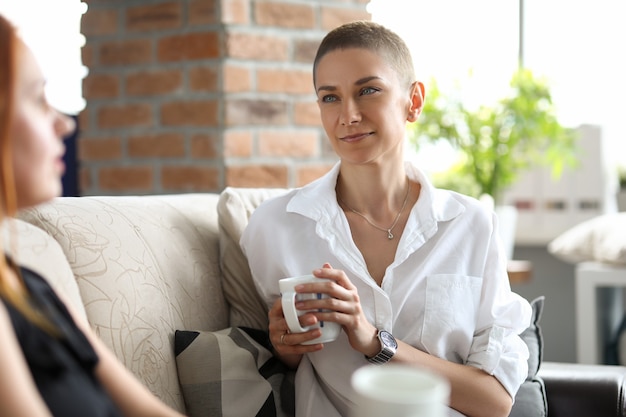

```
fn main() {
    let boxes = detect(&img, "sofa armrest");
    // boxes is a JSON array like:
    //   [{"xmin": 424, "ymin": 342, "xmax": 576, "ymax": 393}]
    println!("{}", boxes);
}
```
[{"xmin": 539, "ymin": 361, "xmax": 626, "ymax": 417}]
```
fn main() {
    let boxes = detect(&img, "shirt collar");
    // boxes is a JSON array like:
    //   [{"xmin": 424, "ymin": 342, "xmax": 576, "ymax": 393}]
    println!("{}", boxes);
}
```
[
  {"xmin": 286, "ymin": 161, "xmax": 342, "ymax": 221},
  {"xmin": 287, "ymin": 161, "xmax": 464, "ymax": 225}
]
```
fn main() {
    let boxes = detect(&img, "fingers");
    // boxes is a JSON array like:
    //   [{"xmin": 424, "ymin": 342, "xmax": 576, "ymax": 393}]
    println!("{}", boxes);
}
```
[
  {"xmin": 312, "ymin": 266, "xmax": 356, "ymax": 291},
  {"xmin": 268, "ymin": 299, "xmax": 323, "ymax": 352},
  {"xmin": 268, "ymin": 265, "xmax": 357, "ymax": 353},
  {"xmin": 268, "ymin": 297, "xmax": 284, "ymax": 320},
  {"xmin": 278, "ymin": 328, "xmax": 322, "ymax": 348}
]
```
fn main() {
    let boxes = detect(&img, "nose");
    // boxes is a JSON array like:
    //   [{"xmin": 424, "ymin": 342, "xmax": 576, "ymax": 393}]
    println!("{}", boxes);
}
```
[
  {"xmin": 55, "ymin": 111, "xmax": 76, "ymax": 139},
  {"xmin": 339, "ymin": 98, "xmax": 361, "ymax": 126}
]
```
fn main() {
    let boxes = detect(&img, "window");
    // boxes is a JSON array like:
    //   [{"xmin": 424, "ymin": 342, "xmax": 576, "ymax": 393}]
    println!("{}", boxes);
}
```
[
  {"xmin": 0, "ymin": 0, "xmax": 87, "ymax": 115},
  {"xmin": 370, "ymin": 0, "xmax": 626, "ymax": 172}
]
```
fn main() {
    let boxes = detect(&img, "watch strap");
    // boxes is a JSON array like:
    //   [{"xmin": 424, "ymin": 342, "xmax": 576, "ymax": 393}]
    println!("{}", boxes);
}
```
[{"xmin": 366, "ymin": 330, "xmax": 397, "ymax": 364}]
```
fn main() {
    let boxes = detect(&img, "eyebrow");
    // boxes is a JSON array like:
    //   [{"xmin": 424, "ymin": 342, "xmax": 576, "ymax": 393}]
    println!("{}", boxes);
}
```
[{"xmin": 316, "ymin": 76, "xmax": 383, "ymax": 94}]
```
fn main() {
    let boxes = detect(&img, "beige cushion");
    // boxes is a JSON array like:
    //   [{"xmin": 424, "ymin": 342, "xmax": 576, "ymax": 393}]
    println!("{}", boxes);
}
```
[
  {"xmin": 2, "ymin": 218, "xmax": 86, "ymax": 320},
  {"xmin": 18, "ymin": 194, "xmax": 229, "ymax": 412},
  {"xmin": 548, "ymin": 213, "xmax": 626, "ymax": 265},
  {"xmin": 217, "ymin": 187, "xmax": 289, "ymax": 329}
]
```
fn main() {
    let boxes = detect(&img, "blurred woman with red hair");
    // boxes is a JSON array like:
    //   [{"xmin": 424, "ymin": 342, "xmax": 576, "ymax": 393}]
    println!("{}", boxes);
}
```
[{"xmin": 0, "ymin": 13, "xmax": 185, "ymax": 417}]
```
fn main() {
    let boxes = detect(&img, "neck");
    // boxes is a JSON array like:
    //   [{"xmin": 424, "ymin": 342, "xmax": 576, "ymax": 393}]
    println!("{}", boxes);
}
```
[{"xmin": 337, "ymin": 165, "xmax": 408, "ymax": 213}]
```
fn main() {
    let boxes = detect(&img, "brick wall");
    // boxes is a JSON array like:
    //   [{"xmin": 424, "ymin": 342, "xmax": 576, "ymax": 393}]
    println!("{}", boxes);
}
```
[{"xmin": 79, "ymin": 0, "xmax": 370, "ymax": 195}]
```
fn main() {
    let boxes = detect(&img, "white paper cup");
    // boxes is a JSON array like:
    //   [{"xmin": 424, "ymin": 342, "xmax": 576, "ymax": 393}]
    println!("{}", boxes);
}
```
[
  {"xmin": 351, "ymin": 364, "xmax": 450, "ymax": 417},
  {"xmin": 279, "ymin": 275, "xmax": 341, "ymax": 345}
]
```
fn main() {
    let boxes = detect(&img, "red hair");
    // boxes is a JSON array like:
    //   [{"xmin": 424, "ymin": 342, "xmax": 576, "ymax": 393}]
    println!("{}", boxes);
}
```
[
  {"xmin": 0, "ymin": 14, "xmax": 56, "ymax": 333},
  {"xmin": 0, "ymin": 14, "xmax": 18, "ymax": 218}
]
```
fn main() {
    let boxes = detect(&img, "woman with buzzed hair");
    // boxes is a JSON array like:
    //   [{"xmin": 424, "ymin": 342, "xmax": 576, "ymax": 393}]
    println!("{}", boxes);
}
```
[{"xmin": 242, "ymin": 20, "xmax": 531, "ymax": 417}]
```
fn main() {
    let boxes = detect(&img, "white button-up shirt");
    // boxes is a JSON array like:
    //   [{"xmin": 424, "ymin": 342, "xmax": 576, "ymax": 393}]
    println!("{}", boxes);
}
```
[{"xmin": 241, "ymin": 161, "xmax": 531, "ymax": 417}]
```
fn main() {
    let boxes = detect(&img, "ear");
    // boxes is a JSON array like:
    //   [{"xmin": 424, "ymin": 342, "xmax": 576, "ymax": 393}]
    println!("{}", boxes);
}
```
[{"xmin": 407, "ymin": 81, "xmax": 425, "ymax": 122}]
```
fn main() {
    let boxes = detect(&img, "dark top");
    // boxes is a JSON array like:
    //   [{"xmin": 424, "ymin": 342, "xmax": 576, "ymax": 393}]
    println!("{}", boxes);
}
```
[{"xmin": 2, "ymin": 264, "xmax": 122, "ymax": 417}]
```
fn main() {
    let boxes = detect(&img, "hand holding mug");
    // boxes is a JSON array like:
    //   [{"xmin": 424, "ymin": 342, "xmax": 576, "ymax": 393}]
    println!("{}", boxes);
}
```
[{"xmin": 279, "ymin": 275, "xmax": 342, "ymax": 345}]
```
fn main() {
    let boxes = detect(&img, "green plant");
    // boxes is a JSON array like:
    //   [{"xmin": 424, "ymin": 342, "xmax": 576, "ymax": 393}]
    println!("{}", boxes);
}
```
[
  {"xmin": 408, "ymin": 68, "xmax": 579, "ymax": 203},
  {"xmin": 618, "ymin": 165, "xmax": 626, "ymax": 190}
]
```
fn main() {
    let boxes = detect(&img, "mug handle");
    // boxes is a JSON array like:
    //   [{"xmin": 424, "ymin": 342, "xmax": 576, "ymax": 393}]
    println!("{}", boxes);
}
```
[{"xmin": 282, "ymin": 291, "xmax": 309, "ymax": 333}]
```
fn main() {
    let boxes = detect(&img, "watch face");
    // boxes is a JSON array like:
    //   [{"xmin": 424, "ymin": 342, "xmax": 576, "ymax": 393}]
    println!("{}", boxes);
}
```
[{"xmin": 380, "ymin": 331, "xmax": 397, "ymax": 348}]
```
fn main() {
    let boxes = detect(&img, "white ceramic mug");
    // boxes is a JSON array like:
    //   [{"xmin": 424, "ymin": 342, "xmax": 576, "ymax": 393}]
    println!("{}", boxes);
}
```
[
  {"xmin": 350, "ymin": 364, "xmax": 450, "ymax": 417},
  {"xmin": 279, "ymin": 275, "xmax": 341, "ymax": 345}
]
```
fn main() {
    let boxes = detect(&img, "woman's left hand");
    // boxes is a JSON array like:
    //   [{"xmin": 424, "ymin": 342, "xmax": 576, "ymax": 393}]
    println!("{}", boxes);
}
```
[{"xmin": 298, "ymin": 263, "xmax": 380, "ymax": 357}]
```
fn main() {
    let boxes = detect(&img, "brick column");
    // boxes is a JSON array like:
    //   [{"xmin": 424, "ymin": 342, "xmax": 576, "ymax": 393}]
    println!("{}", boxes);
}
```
[{"xmin": 79, "ymin": 0, "xmax": 369, "ymax": 195}]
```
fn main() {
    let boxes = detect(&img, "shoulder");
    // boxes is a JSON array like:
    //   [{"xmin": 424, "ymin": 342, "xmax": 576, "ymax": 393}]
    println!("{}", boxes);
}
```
[
  {"xmin": 443, "ymin": 189, "xmax": 489, "ymax": 215},
  {"xmin": 0, "ymin": 299, "xmax": 14, "ymax": 331},
  {"xmin": 243, "ymin": 164, "xmax": 338, "ymax": 240},
  {"xmin": 0, "ymin": 298, "xmax": 26, "ymax": 351},
  {"xmin": 406, "ymin": 161, "xmax": 490, "ymax": 223},
  {"xmin": 242, "ymin": 189, "xmax": 300, "ymax": 247},
  {"xmin": 429, "ymin": 188, "xmax": 496, "ymax": 234},
  {"xmin": 248, "ymin": 188, "xmax": 298, "ymax": 222}
]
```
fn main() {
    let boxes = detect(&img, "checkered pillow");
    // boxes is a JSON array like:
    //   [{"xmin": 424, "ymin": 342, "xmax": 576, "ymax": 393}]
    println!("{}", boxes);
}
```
[{"xmin": 174, "ymin": 327, "xmax": 294, "ymax": 417}]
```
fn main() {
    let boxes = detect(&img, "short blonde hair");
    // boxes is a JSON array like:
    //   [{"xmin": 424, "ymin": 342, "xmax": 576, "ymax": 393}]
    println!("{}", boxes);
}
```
[{"xmin": 313, "ymin": 20, "xmax": 416, "ymax": 89}]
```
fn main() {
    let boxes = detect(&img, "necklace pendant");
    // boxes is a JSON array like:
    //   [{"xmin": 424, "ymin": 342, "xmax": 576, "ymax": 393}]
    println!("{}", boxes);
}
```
[{"xmin": 387, "ymin": 230, "xmax": 394, "ymax": 239}]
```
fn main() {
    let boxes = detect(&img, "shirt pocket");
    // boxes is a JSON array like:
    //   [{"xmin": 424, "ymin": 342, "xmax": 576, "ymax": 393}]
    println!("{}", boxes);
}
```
[{"xmin": 421, "ymin": 274, "xmax": 483, "ymax": 361}]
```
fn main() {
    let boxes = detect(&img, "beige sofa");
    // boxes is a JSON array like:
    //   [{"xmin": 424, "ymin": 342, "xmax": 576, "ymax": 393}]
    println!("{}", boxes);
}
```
[
  {"xmin": 6, "ymin": 189, "xmax": 290, "ymax": 413},
  {"xmin": 5, "ymin": 190, "xmax": 626, "ymax": 416}
]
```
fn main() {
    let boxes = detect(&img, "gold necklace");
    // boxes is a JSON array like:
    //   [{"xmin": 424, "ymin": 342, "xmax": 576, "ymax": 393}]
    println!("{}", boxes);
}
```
[{"xmin": 337, "ymin": 179, "xmax": 411, "ymax": 240}]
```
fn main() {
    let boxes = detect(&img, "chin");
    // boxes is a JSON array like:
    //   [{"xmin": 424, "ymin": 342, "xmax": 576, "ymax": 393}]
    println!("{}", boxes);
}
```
[
  {"xmin": 13, "ymin": 176, "xmax": 62, "ymax": 210},
  {"xmin": 51, "ymin": 186, "xmax": 63, "ymax": 200},
  {"xmin": 28, "ymin": 188, "xmax": 63, "ymax": 210}
]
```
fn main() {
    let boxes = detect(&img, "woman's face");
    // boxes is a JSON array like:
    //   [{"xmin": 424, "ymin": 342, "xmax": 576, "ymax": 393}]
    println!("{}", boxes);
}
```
[
  {"xmin": 314, "ymin": 47, "xmax": 422, "ymax": 167},
  {"xmin": 10, "ymin": 40, "xmax": 74, "ymax": 210}
]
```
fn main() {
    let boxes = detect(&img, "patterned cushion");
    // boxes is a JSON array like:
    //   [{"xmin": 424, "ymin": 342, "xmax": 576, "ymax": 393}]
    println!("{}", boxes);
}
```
[
  {"xmin": 18, "ymin": 194, "xmax": 229, "ymax": 412},
  {"xmin": 175, "ymin": 327, "xmax": 295, "ymax": 417},
  {"xmin": 2, "ymin": 218, "xmax": 85, "ymax": 320}
]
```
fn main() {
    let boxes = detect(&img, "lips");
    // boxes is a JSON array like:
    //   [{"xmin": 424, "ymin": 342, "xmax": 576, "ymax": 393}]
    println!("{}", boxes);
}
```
[
  {"xmin": 55, "ymin": 157, "xmax": 66, "ymax": 175},
  {"xmin": 340, "ymin": 132, "xmax": 374, "ymax": 142},
  {"xmin": 55, "ymin": 148, "xmax": 66, "ymax": 174}
]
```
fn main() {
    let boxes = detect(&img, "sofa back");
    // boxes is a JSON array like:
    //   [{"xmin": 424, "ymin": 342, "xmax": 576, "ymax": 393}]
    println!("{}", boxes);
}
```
[
  {"xmin": 15, "ymin": 194, "xmax": 229, "ymax": 412},
  {"xmin": 217, "ymin": 186, "xmax": 291, "ymax": 329}
]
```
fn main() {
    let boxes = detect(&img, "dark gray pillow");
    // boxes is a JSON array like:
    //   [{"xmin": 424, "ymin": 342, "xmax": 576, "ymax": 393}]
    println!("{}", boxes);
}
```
[{"xmin": 509, "ymin": 296, "xmax": 547, "ymax": 417}]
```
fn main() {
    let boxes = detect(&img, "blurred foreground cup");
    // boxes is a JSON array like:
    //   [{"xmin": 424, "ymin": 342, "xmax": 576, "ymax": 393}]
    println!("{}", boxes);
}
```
[{"xmin": 351, "ymin": 364, "xmax": 450, "ymax": 417}]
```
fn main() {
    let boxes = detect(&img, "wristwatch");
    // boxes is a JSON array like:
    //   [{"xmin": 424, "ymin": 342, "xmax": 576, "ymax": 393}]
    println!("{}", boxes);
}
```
[{"xmin": 366, "ymin": 330, "xmax": 397, "ymax": 364}]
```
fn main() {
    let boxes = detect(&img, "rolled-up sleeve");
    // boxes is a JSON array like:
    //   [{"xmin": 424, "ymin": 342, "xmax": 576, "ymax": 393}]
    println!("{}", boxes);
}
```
[{"xmin": 466, "ymin": 290, "xmax": 532, "ymax": 398}]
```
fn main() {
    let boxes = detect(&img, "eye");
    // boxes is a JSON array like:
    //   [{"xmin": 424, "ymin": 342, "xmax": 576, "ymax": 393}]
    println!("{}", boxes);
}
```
[
  {"xmin": 321, "ymin": 94, "xmax": 338, "ymax": 103},
  {"xmin": 34, "ymin": 90, "xmax": 51, "ymax": 111},
  {"xmin": 360, "ymin": 86, "xmax": 379, "ymax": 96}
]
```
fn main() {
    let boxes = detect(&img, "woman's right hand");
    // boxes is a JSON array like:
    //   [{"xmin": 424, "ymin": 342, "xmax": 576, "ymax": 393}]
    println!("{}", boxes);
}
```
[{"xmin": 268, "ymin": 298, "xmax": 323, "ymax": 369}]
